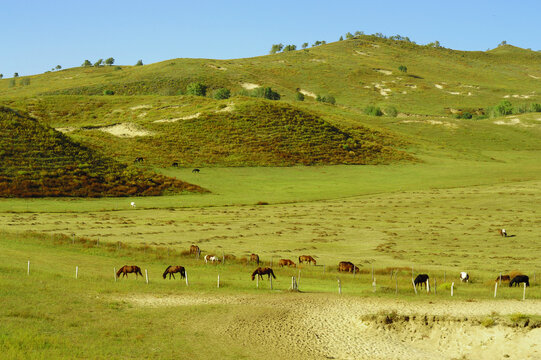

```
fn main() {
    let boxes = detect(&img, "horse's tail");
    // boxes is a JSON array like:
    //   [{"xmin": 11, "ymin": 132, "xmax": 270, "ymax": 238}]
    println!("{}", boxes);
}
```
[
  {"xmin": 271, "ymin": 269, "xmax": 276, "ymax": 279},
  {"xmin": 180, "ymin": 267, "xmax": 185, "ymax": 278},
  {"xmin": 163, "ymin": 266, "xmax": 172, "ymax": 279},
  {"xmin": 116, "ymin": 266, "xmax": 124, "ymax": 278},
  {"xmin": 298, "ymin": 256, "xmax": 301, "ymax": 263}
]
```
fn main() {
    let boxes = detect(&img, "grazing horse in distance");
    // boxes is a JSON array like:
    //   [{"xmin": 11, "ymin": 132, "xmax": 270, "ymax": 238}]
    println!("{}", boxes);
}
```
[
  {"xmin": 192, "ymin": 168, "xmax": 200, "ymax": 173},
  {"xmin": 499, "ymin": 229, "xmax": 507, "ymax": 237},
  {"xmin": 130, "ymin": 201, "xmax": 136, "ymax": 208},
  {"xmin": 204, "ymin": 254, "xmax": 219, "ymax": 264},
  {"xmin": 189, "ymin": 244, "xmax": 200, "ymax": 255},
  {"xmin": 510, "ymin": 275, "xmax": 529, "ymax": 287},
  {"xmin": 278, "ymin": 259, "xmax": 296, "ymax": 267},
  {"xmin": 251, "ymin": 267, "xmax": 276, "ymax": 280},
  {"xmin": 414, "ymin": 274, "xmax": 429, "ymax": 289},
  {"xmin": 495, "ymin": 275, "xmax": 511, "ymax": 282},
  {"xmin": 116, "ymin": 265, "xmax": 143, "ymax": 279},
  {"xmin": 460, "ymin": 272, "xmax": 469, "ymax": 283},
  {"xmin": 134, "ymin": 157, "xmax": 144, "ymax": 164},
  {"xmin": 163, "ymin": 265, "xmax": 185, "ymax": 279},
  {"xmin": 299, "ymin": 255, "xmax": 316, "ymax": 265},
  {"xmin": 338, "ymin": 261, "xmax": 359, "ymax": 273},
  {"xmin": 172, "ymin": 162, "xmax": 179, "ymax": 167},
  {"xmin": 250, "ymin": 253, "xmax": 260, "ymax": 265}
]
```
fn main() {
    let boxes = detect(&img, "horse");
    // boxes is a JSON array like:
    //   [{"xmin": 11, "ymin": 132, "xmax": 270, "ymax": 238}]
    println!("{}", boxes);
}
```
[
  {"xmin": 172, "ymin": 162, "xmax": 179, "ymax": 167},
  {"xmin": 116, "ymin": 265, "xmax": 143, "ymax": 279},
  {"xmin": 299, "ymin": 255, "xmax": 316, "ymax": 265},
  {"xmin": 278, "ymin": 259, "xmax": 296, "ymax": 267},
  {"xmin": 130, "ymin": 201, "xmax": 136, "ymax": 208},
  {"xmin": 163, "ymin": 265, "xmax": 185, "ymax": 280},
  {"xmin": 134, "ymin": 157, "xmax": 144, "ymax": 164},
  {"xmin": 250, "ymin": 253, "xmax": 260, "ymax": 265},
  {"xmin": 189, "ymin": 244, "xmax": 200, "ymax": 255},
  {"xmin": 510, "ymin": 275, "xmax": 529, "ymax": 287},
  {"xmin": 204, "ymin": 254, "xmax": 219, "ymax": 264},
  {"xmin": 495, "ymin": 275, "xmax": 511, "ymax": 282},
  {"xmin": 460, "ymin": 272, "xmax": 469, "ymax": 283},
  {"xmin": 499, "ymin": 229, "xmax": 507, "ymax": 237},
  {"xmin": 414, "ymin": 274, "xmax": 429, "ymax": 289},
  {"xmin": 192, "ymin": 168, "xmax": 200, "ymax": 173},
  {"xmin": 251, "ymin": 267, "xmax": 276, "ymax": 280},
  {"xmin": 338, "ymin": 261, "xmax": 359, "ymax": 273}
]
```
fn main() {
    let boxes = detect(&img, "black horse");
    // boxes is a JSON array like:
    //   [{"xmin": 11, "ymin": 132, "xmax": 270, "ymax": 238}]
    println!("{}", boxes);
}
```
[
  {"xmin": 414, "ymin": 274, "xmax": 429, "ymax": 289},
  {"xmin": 134, "ymin": 157, "xmax": 144, "ymax": 164},
  {"xmin": 192, "ymin": 168, "xmax": 200, "ymax": 173},
  {"xmin": 509, "ymin": 275, "xmax": 529, "ymax": 287}
]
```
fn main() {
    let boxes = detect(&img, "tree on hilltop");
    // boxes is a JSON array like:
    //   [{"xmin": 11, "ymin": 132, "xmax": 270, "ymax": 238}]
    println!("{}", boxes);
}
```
[
  {"xmin": 14, "ymin": 73, "xmax": 19, "ymax": 77},
  {"xmin": 0, "ymin": 74, "xmax": 3, "ymax": 79},
  {"xmin": 82, "ymin": 60, "xmax": 91, "ymax": 67},
  {"xmin": 283, "ymin": 44, "xmax": 297, "ymax": 52},
  {"xmin": 55, "ymin": 65, "xmax": 62, "ymax": 70},
  {"xmin": 302, "ymin": 42, "xmax": 308, "ymax": 49},
  {"xmin": 105, "ymin": 57, "xmax": 115, "ymax": 66},
  {"xmin": 94, "ymin": 59, "xmax": 103, "ymax": 67},
  {"xmin": 345, "ymin": 32, "xmax": 354, "ymax": 39},
  {"xmin": 270, "ymin": 43, "xmax": 284, "ymax": 54},
  {"xmin": 135, "ymin": 59, "xmax": 143, "ymax": 66}
]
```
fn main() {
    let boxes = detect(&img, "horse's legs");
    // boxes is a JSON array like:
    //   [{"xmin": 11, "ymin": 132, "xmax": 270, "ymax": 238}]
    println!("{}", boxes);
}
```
[{"xmin": 171, "ymin": 273, "xmax": 175, "ymax": 279}]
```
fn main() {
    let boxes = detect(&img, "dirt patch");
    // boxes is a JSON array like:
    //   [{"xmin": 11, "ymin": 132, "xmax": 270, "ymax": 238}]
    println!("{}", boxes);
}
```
[
  {"xmin": 374, "ymin": 83, "xmax": 391, "ymax": 96},
  {"xmin": 529, "ymin": 74, "xmax": 540, "ymax": 79},
  {"xmin": 299, "ymin": 89, "xmax": 317, "ymax": 98},
  {"xmin": 310, "ymin": 59, "xmax": 326, "ymax": 63},
  {"xmin": 153, "ymin": 113, "xmax": 201, "ymax": 123},
  {"xmin": 208, "ymin": 64, "xmax": 227, "ymax": 71},
  {"xmin": 241, "ymin": 82, "xmax": 260, "ymax": 90},
  {"xmin": 402, "ymin": 119, "xmax": 458, "ymax": 129},
  {"xmin": 375, "ymin": 69, "xmax": 392, "ymax": 75},
  {"xmin": 97, "ymin": 123, "xmax": 153, "ymax": 137},
  {"xmin": 130, "ymin": 105, "xmax": 151, "ymax": 111},
  {"xmin": 435, "ymin": 84, "xmax": 444, "ymax": 89},
  {"xmin": 216, "ymin": 104, "xmax": 235, "ymax": 113},
  {"xmin": 354, "ymin": 50, "xmax": 369, "ymax": 56},
  {"xmin": 55, "ymin": 127, "xmax": 77, "ymax": 133}
]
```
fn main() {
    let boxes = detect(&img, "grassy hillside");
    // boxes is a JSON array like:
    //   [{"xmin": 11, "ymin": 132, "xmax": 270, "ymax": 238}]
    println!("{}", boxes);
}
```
[{"xmin": 0, "ymin": 107, "xmax": 205, "ymax": 197}]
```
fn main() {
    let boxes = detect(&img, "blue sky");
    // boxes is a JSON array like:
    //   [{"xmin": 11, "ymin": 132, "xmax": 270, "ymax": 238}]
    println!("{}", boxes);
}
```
[{"xmin": 2, "ymin": 0, "xmax": 540, "ymax": 77}]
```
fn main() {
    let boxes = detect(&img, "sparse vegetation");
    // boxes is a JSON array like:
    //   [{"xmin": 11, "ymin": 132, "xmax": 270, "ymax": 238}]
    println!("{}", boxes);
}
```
[
  {"xmin": 398, "ymin": 65, "xmax": 407, "ymax": 73},
  {"xmin": 212, "ymin": 88, "xmax": 231, "ymax": 100},
  {"xmin": 364, "ymin": 105, "xmax": 383, "ymax": 116},
  {"xmin": 316, "ymin": 95, "xmax": 335, "ymax": 104},
  {"xmin": 295, "ymin": 91, "xmax": 305, "ymax": 101}
]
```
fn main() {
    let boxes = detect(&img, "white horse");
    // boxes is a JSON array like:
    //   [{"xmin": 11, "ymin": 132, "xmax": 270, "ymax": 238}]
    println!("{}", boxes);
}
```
[
  {"xmin": 204, "ymin": 254, "xmax": 219, "ymax": 264},
  {"xmin": 130, "ymin": 202, "xmax": 136, "ymax": 208},
  {"xmin": 460, "ymin": 272, "xmax": 469, "ymax": 283}
]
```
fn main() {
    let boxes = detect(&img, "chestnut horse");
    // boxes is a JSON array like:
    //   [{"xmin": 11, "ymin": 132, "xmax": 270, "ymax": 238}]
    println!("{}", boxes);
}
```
[
  {"xmin": 116, "ymin": 265, "xmax": 143, "ymax": 279},
  {"xmin": 299, "ymin": 255, "xmax": 316, "ymax": 265},
  {"xmin": 279, "ymin": 259, "xmax": 296, "ymax": 267},
  {"xmin": 338, "ymin": 261, "xmax": 359, "ymax": 273},
  {"xmin": 189, "ymin": 244, "xmax": 200, "ymax": 255},
  {"xmin": 251, "ymin": 267, "xmax": 276, "ymax": 280},
  {"xmin": 163, "ymin": 265, "xmax": 185, "ymax": 279},
  {"xmin": 250, "ymin": 253, "xmax": 260, "ymax": 265}
]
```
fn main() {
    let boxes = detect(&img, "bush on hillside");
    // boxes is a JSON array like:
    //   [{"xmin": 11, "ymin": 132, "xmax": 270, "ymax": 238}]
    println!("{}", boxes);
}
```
[
  {"xmin": 283, "ymin": 45, "xmax": 296, "ymax": 52},
  {"xmin": 455, "ymin": 112, "xmax": 472, "ymax": 119},
  {"xmin": 398, "ymin": 65, "xmax": 408, "ymax": 73},
  {"xmin": 269, "ymin": 44, "xmax": 284, "ymax": 54},
  {"xmin": 530, "ymin": 103, "xmax": 541, "ymax": 112},
  {"xmin": 82, "ymin": 60, "xmax": 91, "ymax": 67},
  {"xmin": 490, "ymin": 100, "xmax": 513, "ymax": 117},
  {"xmin": 94, "ymin": 59, "xmax": 103, "ymax": 67},
  {"xmin": 295, "ymin": 92, "xmax": 305, "ymax": 101},
  {"xmin": 135, "ymin": 59, "xmax": 143, "ymax": 66},
  {"xmin": 103, "ymin": 89, "xmax": 114, "ymax": 95},
  {"xmin": 252, "ymin": 87, "xmax": 280, "ymax": 100},
  {"xmin": 364, "ymin": 105, "xmax": 383, "ymax": 116},
  {"xmin": 213, "ymin": 88, "xmax": 231, "ymax": 100},
  {"xmin": 186, "ymin": 82, "xmax": 207, "ymax": 96},
  {"xmin": 316, "ymin": 95, "xmax": 335, "ymax": 105},
  {"xmin": 301, "ymin": 42, "xmax": 308, "ymax": 49},
  {"xmin": 384, "ymin": 106, "xmax": 398, "ymax": 117},
  {"xmin": 105, "ymin": 57, "xmax": 115, "ymax": 66}
]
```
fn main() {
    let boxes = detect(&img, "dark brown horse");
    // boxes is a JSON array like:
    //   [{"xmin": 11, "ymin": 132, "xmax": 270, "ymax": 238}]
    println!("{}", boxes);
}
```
[
  {"xmin": 279, "ymin": 259, "xmax": 296, "ymax": 267},
  {"xmin": 251, "ymin": 267, "xmax": 276, "ymax": 280},
  {"xmin": 163, "ymin": 265, "xmax": 185, "ymax": 279},
  {"xmin": 116, "ymin": 265, "xmax": 143, "ymax": 279},
  {"xmin": 495, "ymin": 275, "xmax": 511, "ymax": 282},
  {"xmin": 189, "ymin": 244, "xmax": 200, "ymax": 255},
  {"xmin": 299, "ymin": 255, "xmax": 316, "ymax": 265},
  {"xmin": 338, "ymin": 261, "xmax": 359, "ymax": 273},
  {"xmin": 250, "ymin": 253, "xmax": 260, "ymax": 265}
]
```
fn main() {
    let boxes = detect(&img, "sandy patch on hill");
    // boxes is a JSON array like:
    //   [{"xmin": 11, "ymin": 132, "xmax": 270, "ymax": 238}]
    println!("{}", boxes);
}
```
[
  {"xmin": 216, "ymin": 104, "xmax": 235, "ymax": 113},
  {"xmin": 374, "ymin": 83, "xmax": 391, "ymax": 96},
  {"xmin": 208, "ymin": 64, "xmax": 227, "ymax": 71},
  {"xmin": 375, "ymin": 69, "xmax": 392, "ymax": 75},
  {"xmin": 504, "ymin": 94, "xmax": 532, "ymax": 99},
  {"xmin": 448, "ymin": 91, "xmax": 461, "ymax": 95},
  {"xmin": 402, "ymin": 119, "xmax": 458, "ymax": 129},
  {"xmin": 529, "ymin": 74, "xmax": 540, "ymax": 79},
  {"xmin": 299, "ymin": 89, "xmax": 317, "ymax": 98},
  {"xmin": 354, "ymin": 50, "xmax": 369, "ymax": 56},
  {"xmin": 405, "ymin": 84, "xmax": 417, "ymax": 89},
  {"xmin": 120, "ymin": 293, "xmax": 541, "ymax": 360},
  {"xmin": 493, "ymin": 118, "xmax": 535, "ymax": 127},
  {"xmin": 435, "ymin": 84, "xmax": 444, "ymax": 89},
  {"xmin": 153, "ymin": 113, "xmax": 201, "ymax": 123},
  {"xmin": 97, "ymin": 123, "xmax": 153, "ymax": 137},
  {"xmin": 55, "ymin": 127, "xmax": 77, "ymax": 133},
  {"xmin": 310, "ymin": 59, "xmax": 326, "ymax": 63},
  {"xmin": 241, "ymin": 82, "xmax": 260, "ymax": 90},
  {"xmin": 130, "ymin": 104, "xmax": 151, "ymax": 111}
]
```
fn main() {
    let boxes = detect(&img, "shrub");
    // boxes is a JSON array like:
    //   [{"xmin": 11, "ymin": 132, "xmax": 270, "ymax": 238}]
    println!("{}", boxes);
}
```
[
  {"xmin": 105, "ymin": 57, "xmax": 114, "ymax": 66},
  {"xmin": 345, "ymin": 32, "xmax": 354, "ymax": 40},
  {"xmin": 213, "ymin": 88, "xmax": 231, "ymax": 100},
  {"xmin": 103, "ymin": 89, "xmax": 114, "ymax": 95},
  {"xmin": 82, "ymin": 60, "xmax": 91, "ymax": 67},
  {"xmin": 491, "ymin": 100, "xmax": 513, "ymax": 117},
  {"xmin": 135, "ymin": 59, "xmax": 143, "ymax": 66},
  {"xmin": 253, "ymin": 87, "xmax": 280, "ymax": 100},
  {"xmin": 385, "ymin": 106, "xmax": 398, "ymax": 117},
  {"xmin": 269, "ymin": 44, "xmax": 284, "ymax": 54},
  {"xmin": 14, "ymin": 73, "xmax": 19, "ymax": 77},
  {"xmin": 186, "ymin": 82, "xmax": 207, "ymax": 96},
  {"xmin": 530, "ymin": 103, "xmax": 541, "ymax": 112},
  {"xmin": 114, "ymin": 66, "xmax": 122, "ymax": 71},
  {"xmin": 456, "ymin": 112, "xmax": 472, "ymax": 119},
  {"xmin": 94, "ymin": 59, "xmax": 103, "ymax": 67},
  {"xmin": 283, "ymin": 44, "xmax": 296, "ymax": 51},
  {"xmin": 515, "ymin": 103, "xmax": 529, "ymax": 114},
  {"xmin": 316, "ymin": 95, "xmax": 335, "ymax": 104},
  {"xmin": 481, "ymin": 317, "xmax": 495, "ymax": 328},
  {"xmin": 295, "ymin": 92, "xmax": 305, "ymax": 101},
  {"xmin": 398, "ymin": 65, "xmax": 408, "ymax": 73},
  {"xmin": 364, "ymin": 105, "xmax": 383, "ymax": 116},
  {"xmin": 301, "ymin": 42, "xmax": 308, "ymax": 49}
]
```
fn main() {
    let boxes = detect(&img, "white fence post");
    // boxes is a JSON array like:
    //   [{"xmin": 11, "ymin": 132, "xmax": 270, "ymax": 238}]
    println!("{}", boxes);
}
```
[
  {"xmin": 76, "ymin": 266, "xmax": 78, "ymax": 279},
  {"xmin": 412, "ymin": 279, "xmax": 417, "ymax": 295},
  {"xmin": 426, "ymin": 279, "xmax": 430, "ymax": 293},
  {"xmin": 494, "ymin": 283, "xmax": 497, "ymax": 298},
  {"xmin": 145, "ymin": 269, "xmax": 149, "ymax": 284},
  {"xmin": 114, "ymin": 267, "xmax": 117, "ymax": 282},
  {"xmin": 372, "ymin": 277, "xmax": 376, "ymax": 292},
  {"xmin": 338, "ymin": 278, "xmax": 342, "ymax": 295},
  {"xmin": 451, "ymin": 282, "xmax": 454, "ymax": 297},
  {"xmin": 185, "ymin": 270, "xmax": 189, "ymax": 286},
  {"xmin": 27, "ymin": 260, "xmax": 30, "ymax": 276},
  {"xmin": 256, "ymin": 275, "xmax": 259, "ymax": 288},
  {"xmin": 217, "ymin": 274, "xmax": 220, "ymax": 288},
  {"xmin": 523, "ymin": 283, "xmax": 526, "ymax": 301}
]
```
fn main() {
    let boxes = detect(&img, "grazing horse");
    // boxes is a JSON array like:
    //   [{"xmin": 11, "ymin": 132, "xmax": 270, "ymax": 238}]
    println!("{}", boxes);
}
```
[
  {"xmin": 250, "ymin": 253, "xmax": 260, "ymax": 265},
  {"xmin": 163, "ymin": 265, "xmax": 185, "ymax": 279},
  {"xmin": 116, "ymin": 265, "xmax": 143, "ymax": 279},
  {"xmin": 189, "ymin": 244, "xmax": 200, "ymax": 255},
  {"xmin": 278, "ymin": 259, "xmax": 296, "ymax": 267},
  {"xmin": 499, "ymin": 229, "xmax": 507, "ymax": 237},
  {"xmin": 130, "ymin": 201, "xmax": 136, "ymax": 208},
  {"xmin": 495, "ymin": 275, "xmax": 511, "ymax": 282},
  {"xmin": 192, "ymin": 168, "xmax": 200, "ymax": 173},
  {"xmin": 414, "ymin": 274, "xmax": 429, "ymax": 289},
  {"xmin": 460, "ymin": 272, "xmax": 469, "ymax": 283},
  {"xmin": 204, "ymin": 254, "xmax": 219, "ymax": 264},
  {"xmin": 251, "ymin": 267, "xmax": 276, "ymax": 280},
  {"xmin": 338, "ymin": 261, "xmax": 359, "ymax": 273},
  {"xmin": 510, "ymin": 275, "xmax": 529, "ymax": 287},
  {"xmin": 134, "ymin": 157, "xmax": 144, "ymax": 164},
  {"xmin": 172, "ymin": 162, "xmax": 179, "ymax": 167},
  {"xmin": 299, "ymin": 255, "xmax": 317, "ymax": 265}
]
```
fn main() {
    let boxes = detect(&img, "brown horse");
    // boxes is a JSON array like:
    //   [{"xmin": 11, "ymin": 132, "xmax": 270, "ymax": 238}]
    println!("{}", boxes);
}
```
[
  {"xmin": 495, "ymin": 275, "xmax": 511, "ymax": 282},
  {"xmin": 338, "ymin": 261, "xmax": 359, "ymax": 273},
  {"xmin": 299, "ymin": 255, "xmax": 316, "ymax": 265},
  {"xmin": 163, "ymin": 265, "xmax": 185, "ymax": 279},
  {"xmin": 251, "ymin": 267, "xmax": 276, "ymax": 280},
  {"xmin": 279, "ymin": 259, "xmax": 296, "ymax": 267},
  {"xmin": 189, "ymin": 244, "xmax": 200, "ymax": 255},
  {"xmin": 116, "ymin": 265, "xmax": 143, "ymax": 279},
  {"xmin": 250, "ymin": 253, "xmax": 260, "ymax": 265}
]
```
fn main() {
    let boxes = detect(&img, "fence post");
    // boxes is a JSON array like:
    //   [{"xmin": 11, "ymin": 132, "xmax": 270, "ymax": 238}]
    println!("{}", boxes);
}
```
[
  {"xmin": 353, "ymin": 266, "xmax": 356, "ymax": 278},
  {"xmin": 444, "ymin": 271, "xmax": 446, "ymax": 283},
  {"xmin": 451, "ymin": 282, "xmax": 454, "ymax": 297},
  {"xmin": 76, "ymin": 266, "xmax": 78, "ymax": 279},
  {"xmin": 337, "ymin": 278, "xmax": 342, "ymax": 295},
  {"xmin": 434, "ymin": 278, "xmax": 437, "ymax": 295},
  {"xmin": 114, "ymin": 267, "xmax": 117, "ymax": 282},
  {"xmin": 395, "ymin": 272, "xmax": 398, "ymax": 294},
  {"xmin": 426, "ymin": 279, "xmax": 430, "ymax": 293},
  {"xmin": 523, "ymin": 283, "xmax": 526, "ymax": 301},
  {"xmin": 96, "ymin": 239, "xmax": 99, "ymax": 247},
  {"xmin": 494, "ymin": 283, "xmax": 497, "ymax": 298},
  {"xmin": 411, "ymin": 266, "xmax": 414, "ymax": 282},
  {"xmin": 217, "ymin": 274, "xmax": 220, "ymax": 288},
  {"xmin": 270, "ymin": 275, "xmax": 273, "ymax": 290},
  {"xmin": 27, "ymin": 260, "xmax": 30, "ymax": 276},
  {"xmin": 323, "ymin": 265, "xmax": 325, "ymax": 275},
  {"xmin": 372, "ymin": 277, "xmax": 376, "ymax": 292},
  {"xmin": 499, "ymin": 273, "xmax": 502, "ymax": 286},
  {"xmin": 371, "ymin": 266, "xmax": 374, "ymax": 282},
  {"xmin": 298, "ymin": 269, "xmax": 301, "ymax": 288},
  {"xmin": 185, "ymin": 270, "xmax": 189, "ymax": 286},
  {"xmin": 412, "ymin": 279, "xmax": 417, "ymax": 295},
  {"xmin": 145, "ymin": 269, "xmax": 149, "ymax": 284},
  {"xmin": 256, "ymin": 275, "xmax": 259, "ymax": 289}
]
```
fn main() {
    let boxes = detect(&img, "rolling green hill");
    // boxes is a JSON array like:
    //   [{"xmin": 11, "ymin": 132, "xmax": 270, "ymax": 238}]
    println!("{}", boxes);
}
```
[{"xmin": 0, "ymin": 107, "xmax": 205, "ymax": 197}]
